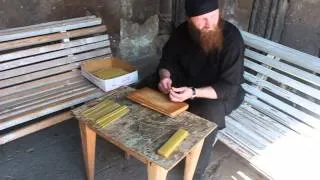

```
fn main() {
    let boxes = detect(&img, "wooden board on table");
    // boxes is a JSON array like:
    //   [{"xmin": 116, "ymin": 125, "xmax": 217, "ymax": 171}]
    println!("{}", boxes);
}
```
[{"xmin": 127, "ymin": 87, "xmax": 189, "ymax": 118}]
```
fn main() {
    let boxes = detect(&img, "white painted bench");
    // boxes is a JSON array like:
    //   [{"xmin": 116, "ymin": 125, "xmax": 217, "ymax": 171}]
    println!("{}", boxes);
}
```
[
  {"xmin": 0, "ymin": 16, "xmax": 112, "ymax": 145},
  {"xmin": 218, "ymin": 31, "xmax": 320, "ymax": 179}
]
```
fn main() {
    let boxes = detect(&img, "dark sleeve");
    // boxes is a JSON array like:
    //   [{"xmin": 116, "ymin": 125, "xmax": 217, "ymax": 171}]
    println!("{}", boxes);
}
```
[
  {"xmin": 211, "ymin": 32, "xmax": 245, "ymax": 99},
  {"xmin": 157, "ymin": 33, "xmax": 180, "ymax": 83}
]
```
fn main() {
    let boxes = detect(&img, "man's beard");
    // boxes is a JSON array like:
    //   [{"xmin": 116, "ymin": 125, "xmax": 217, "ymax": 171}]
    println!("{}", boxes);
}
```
[{"xmin": 188, "ymin": 20, "xmax": 223, "ymax": 54}]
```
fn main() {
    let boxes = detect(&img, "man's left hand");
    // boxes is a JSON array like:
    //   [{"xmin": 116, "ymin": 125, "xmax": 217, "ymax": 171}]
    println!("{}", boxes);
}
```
[{"xmin": 169, "ymin": 87, "xmax": 193, "ymax": 102}]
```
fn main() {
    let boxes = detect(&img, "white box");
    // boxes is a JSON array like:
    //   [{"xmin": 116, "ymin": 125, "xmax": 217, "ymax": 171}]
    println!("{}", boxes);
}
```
[{"xmin": 81, "ymin": 57, "xmax": 138, "ymax": 92}]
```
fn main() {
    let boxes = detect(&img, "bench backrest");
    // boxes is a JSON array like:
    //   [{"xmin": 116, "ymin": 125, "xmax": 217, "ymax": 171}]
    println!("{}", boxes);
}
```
[
  {"xmin": 241, "ymin": 31, "xmax": 320, "ymax": 131},
  {"xmin": 0, "ymin": 16, "xmax": 112, "ymax": 90}
]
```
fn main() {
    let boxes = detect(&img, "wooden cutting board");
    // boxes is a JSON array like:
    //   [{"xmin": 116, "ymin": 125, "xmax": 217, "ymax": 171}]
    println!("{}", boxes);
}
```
[{"xmin": 127, "ymin": 87, "xmax": 189, "ymax": 118}]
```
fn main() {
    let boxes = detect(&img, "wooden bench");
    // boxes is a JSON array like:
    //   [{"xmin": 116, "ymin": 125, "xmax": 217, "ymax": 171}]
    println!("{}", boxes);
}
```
[
  {"xmin": 0, "ymin": 16, "xmax": 112, "ymax": 145},
  {"xmin": 218, "ymin": 31, "xmax": 320, "ymax": 179}
]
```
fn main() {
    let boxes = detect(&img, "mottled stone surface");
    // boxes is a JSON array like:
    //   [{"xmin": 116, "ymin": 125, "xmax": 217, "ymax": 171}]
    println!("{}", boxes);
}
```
[{"xmin": 72, "ymin": 86, "xmax": 217, "ymax": 170}]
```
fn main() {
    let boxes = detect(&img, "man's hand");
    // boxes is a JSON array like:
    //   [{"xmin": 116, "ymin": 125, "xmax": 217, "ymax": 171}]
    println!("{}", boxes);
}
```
[
  {"xmin": 158, "ymin": 77, "xmax": 172, "ymax": 94},
  {"xmin": 169, "ymin": 87, "xmax": 193, "ymax": 102}
]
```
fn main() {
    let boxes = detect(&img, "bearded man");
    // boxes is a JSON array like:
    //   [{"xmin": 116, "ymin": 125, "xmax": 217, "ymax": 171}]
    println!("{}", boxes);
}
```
[{"xmin": 138, "ymin": 0, "xmax": 245, "ymax": 179}]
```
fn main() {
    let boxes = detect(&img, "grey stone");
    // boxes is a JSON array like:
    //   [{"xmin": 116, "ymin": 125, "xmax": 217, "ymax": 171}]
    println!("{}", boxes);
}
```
[{"xmin": 118, "ymin": 15, "xmax": 159, "ymax": 60}]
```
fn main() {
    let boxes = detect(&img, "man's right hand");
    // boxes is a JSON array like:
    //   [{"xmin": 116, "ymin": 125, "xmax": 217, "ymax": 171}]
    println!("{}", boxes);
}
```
[{"xmin": 158, "ymin": 77, "xmax": 172, "ymax": 94}]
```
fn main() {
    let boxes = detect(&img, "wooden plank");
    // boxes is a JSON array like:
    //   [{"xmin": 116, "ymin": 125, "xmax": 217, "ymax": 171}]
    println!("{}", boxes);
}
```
[
  {"xmin": 245, "ymin": 49, "xmax": 320, "ymax": 87},
  {"xmin": 0, "ymin": 88, "xmax": 103, "ymax": 130},
  {"xmin": 0, "ymin": 84, "xmax": 95, "ymax": 119},
  {"xmin": 0, "ymin": 35, "xmax": 109, "ymax": 62},
  {"xmin": 0, "ymin": 25, "xmax": 107, "ymax": 51},
  {"xmin": 244, "ymin": 72, "xmax": 320, "ymax": 116},
  {"xmin": 241, "ymin": 30, "xmax": 320, "ymax": 74},
  {"xmin": 0, "ymin": 63, "xmax": 79, "ymax": 88},
  {"xmin": 243, "ymin": 84, "xmax": 320, "ymax": 129},
  {"xmin": 0, "ymin": 70, "xmax": 81, "ymax": 96},
  {"xmin": 230, "ymin": 110, "xmax": 281, "ymax": 143},
  {"xmin": 127, "ymin": 87, "xmax": 189, "ymax": 118},
  {"xmin": 244, "ymin": 59, "xmax": 320, "ymax": 101},
  {"xmin": 0, "ymin": 111, "xmax": 73, "ymax": 145},
  {"xmin": 79, "ymin": 121, "xmax": 97, "ymax": 180},
  {"xmin": 0, "ymin": 81, "xmax": 91, "ymax": 112},
  {"xmin": 0, "ymin": 76, "xmax": 85, "ymax": 105},
  {"xmin": 0, "ymin": 41, "xmax": 109, "ymax": 71},
  {"xmin": 244, "ymin": 95, "xmax": 318, "ymax": 137},
  {"xmin": 0, "ymin": 16, "xmax": 101, "ymax": 42},
  {"xmin": 184, "ymin": 139, "xmax": 204, "ymax": 180},
  {"xmin": 0, "ymin": 48, "xmax": 111, "ymax": 80}
]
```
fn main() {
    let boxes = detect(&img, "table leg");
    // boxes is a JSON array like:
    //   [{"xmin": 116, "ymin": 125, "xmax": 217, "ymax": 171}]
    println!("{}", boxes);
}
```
[
  {"xmin": 79, "ymin": 121, "xmax": 97, "ymax": 180},
  {"xmin": 148, "ymin": 162, "xmax": 168, "ymax": 180},
  {"xmin": 124, "ymin": 151, "xmax": 131, "ymax": 160},
  {"xmin": 184, "ymin": 139, "xmax": 205, "ymax": 180}
]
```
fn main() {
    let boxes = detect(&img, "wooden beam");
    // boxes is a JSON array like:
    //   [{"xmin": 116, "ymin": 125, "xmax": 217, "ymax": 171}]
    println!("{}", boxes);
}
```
[{"xmin": 0, "ymin": 111, "xmax": 73, "ymax": 145}]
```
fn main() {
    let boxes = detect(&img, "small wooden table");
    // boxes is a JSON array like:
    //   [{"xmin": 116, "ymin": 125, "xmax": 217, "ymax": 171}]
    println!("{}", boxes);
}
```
[{"xmin": 72, "ymin": 86, "xmax": 217, "ymax": 180}]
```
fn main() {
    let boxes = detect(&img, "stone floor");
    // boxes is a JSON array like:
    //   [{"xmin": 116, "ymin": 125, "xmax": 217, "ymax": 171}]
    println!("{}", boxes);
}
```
[{"xmin": 0, "ymin": 119, "xmax": 268, "ymax": 180}]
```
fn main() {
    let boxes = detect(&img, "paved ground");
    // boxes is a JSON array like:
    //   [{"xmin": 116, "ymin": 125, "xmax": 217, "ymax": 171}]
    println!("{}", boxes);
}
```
[{"xmin": 0, "ymin": 119, "xmax": 268, "ymax": 180}]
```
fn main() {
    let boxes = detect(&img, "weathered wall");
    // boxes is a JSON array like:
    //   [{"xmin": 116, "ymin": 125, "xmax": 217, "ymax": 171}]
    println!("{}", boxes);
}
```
[{"xmin": 280, "ymin": 0, "xmax": 320, "ymax": 56}]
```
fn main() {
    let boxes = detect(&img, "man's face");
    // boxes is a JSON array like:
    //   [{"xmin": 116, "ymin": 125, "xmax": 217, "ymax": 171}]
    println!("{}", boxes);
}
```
[
  {"xmin": 188, "ymin": 9, "xmax": 223, "ymax": 54},
  {"xmin": 189, "ymin": 9, "xmax": 220, "ymax": 32}
]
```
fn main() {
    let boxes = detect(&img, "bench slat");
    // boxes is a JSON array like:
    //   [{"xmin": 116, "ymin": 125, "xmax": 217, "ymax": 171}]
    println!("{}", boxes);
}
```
[
  {"xmin": 0, "ymin": 41, "xmax": 109, "ymax": 71},
  {"xmin": 0, "ymin": 70, "xmax": 80, "ymax": 96},
  {"xmin": 0, "ymin": 81, "xmax": 91, "ymax": 112},
  {"xmin": 0, "ymin": 76, "xmax": 84, "ymax": 105},
  {"xmin": 217, "ymin": 131, "xmax": 256, "ymax": 160},
  {"xmin": 0, "ymin": 88, "xmax": 104, "ymax": 130},
  {"xmin": 245, "ymin": 72, "xmax": 320, "ymax": 116},
  {"xmin": 241, "ymin": 31, "xmax": 320, "ymax": 74},
  {"xmin": 0, "ymin": 25, "xmax": 107, "ymax": 52},
  {"xmin": 245, "ymin": 49, "xmax": 320, "ymax": 87},
  {"xmin": 230, "ymin": 109, "xmax": 282, "ymax": 143},
  {"xmin": 0, "ymin": 16, "xmax": 101, "ymax": 42},
  {"xmin": 243, "ymin": 84, "xmax": 320, "ymax": 129},
  {"xmin": 0, "ymin": 63, "xmax": 80, "ymax": 88},
  {"xmin": 0, "ymin": 48, "xmax": 110, "ymax": 80},
  {"xmin": 0, "ymin": 84, "xmax": 96, "ymax": 120},
  {"xmin": 0, "ymin": 35, "xmax": 109, "ymax": 62},
  {"xmin": 244, "ymin": 95, "xmax": 318, "ymax": 137},
  {"xmin": 244, "ymin": 59, "xmax": 320, "ymax": 101}
]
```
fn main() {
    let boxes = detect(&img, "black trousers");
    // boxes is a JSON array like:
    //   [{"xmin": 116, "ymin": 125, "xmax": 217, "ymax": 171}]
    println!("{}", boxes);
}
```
[{"xmin": 136, "ymin": 74, "xmax": 244, "ymax": 179}]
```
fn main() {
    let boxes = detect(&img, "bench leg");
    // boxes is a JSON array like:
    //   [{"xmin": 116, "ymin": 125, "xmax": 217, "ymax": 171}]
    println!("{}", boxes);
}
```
[
  {"xmin": 79, "ymin": 121, "xmax": 96, "ymax": 180},
  {"xmin": 184, "ymin": 139, "xmax": 204, "ymax": 180},
  {"xmin": 148, "ymin": 162, "xmax": 168, "ymax": 180}
]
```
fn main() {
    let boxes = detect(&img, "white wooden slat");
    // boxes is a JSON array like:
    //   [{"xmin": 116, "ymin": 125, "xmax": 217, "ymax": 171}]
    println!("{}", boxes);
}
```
[
  {"xmin": 217, "ymin": 132, "xmax": 256, "ymax": 160},
  {"xmin": 0, "ymin": 81, "xmax": 90, "ymax": 112},
  {"xmin": 0, "ymin": 34, "xmax": 109, "ymax": 62},
  {"xmin": 0, "ymin": 63, "xmax": 80, "ymax": 88},
  {"xmin": 0, "ymin": 16, "xmax": 102, "ymax": 42},
  {"xmin": 245, "ymin": 49, "xmax": 320, "ymax": 87},
  {"xmin": 0, "ymin": 16, "xmax": 96, "ymax": 33},
  {"xmin": 0, "ymin": 70, "xmax": 81, "ymax": 96},
  {"xmin": 0, "ymin": 41, "xmax": 109, "ymax": 71},
  {"xmin": 0, "ymin": 48, "xmax": 111, "ymax": 80},
  {"xmin": 0, "ymin": 88, "xmax": 104, "ymax": 130},
  {"xmin": 223, "ymin": 117, "xmax": 265, "ymax": 153},
  {"xmin": 0, "ymin": 76, "xmax": 85, "ymax": 105},
  {"xmin": 243, "ymin": 84, "xmax": 320, "ymax": 129},
  {"xmin": 241, "ymin": 30, "xmax": 320, "ymax": 74},
  {"xmin": 244, "ymin": 59, "xmax": 320, "ymax": 101},
  {"xmin": 0, "ymin": 84, "xmax": 96, "ymax": 120},
  {"xmin": 230, "ymin": 110, "xmax": 281, "ymax": 143},
  {"xmin": 238, "ymin": 104, "xmax": 298, "ymax": 136},
  {"xmin": 226, "ymin": 117, "xmax": 271, "ymax": 149},
  {"xmin": 244, "ymin": 95, "xmax": 317, "ymax": 136},
  {"xmin": 244, "ymin": 72, "xmax": 320, "ymax": 115}
]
